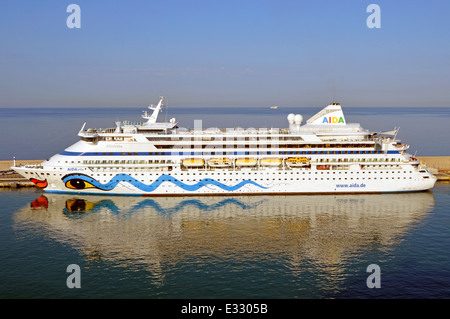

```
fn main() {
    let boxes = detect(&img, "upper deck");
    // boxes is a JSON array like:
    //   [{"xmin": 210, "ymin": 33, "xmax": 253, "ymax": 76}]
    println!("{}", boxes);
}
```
[{"xmin": 78, "ymin": 98, "xmax": 400, "ymax": 148}]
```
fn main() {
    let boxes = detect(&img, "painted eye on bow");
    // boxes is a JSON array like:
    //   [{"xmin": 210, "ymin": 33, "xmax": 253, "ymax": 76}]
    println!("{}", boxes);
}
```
[{"xmin": 65, "ymin": 179, "xmax": 96, "ymax": 190}]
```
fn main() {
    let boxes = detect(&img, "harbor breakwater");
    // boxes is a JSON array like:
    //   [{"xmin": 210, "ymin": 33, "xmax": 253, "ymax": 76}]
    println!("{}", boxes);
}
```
[
  {"xmin": 417, "ymin": 156, "xmax": 450, "ymax": 174},
  {"xmin": 0, "ymin": 160, "xmax": 42, "ymax": 188}
]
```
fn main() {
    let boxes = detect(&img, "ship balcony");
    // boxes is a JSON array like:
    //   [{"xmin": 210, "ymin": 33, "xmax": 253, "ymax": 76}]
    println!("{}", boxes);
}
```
[
  {"xmin": 78, "ymin": 129, "xmax": 99, "ymax": 137},
  {"xmin": 78, "ymin": 129, "xmax": 100, "ymax": 143},
  {"xmin": 394, "ymin": 143, "xmax": 409, "ymax": 150}
]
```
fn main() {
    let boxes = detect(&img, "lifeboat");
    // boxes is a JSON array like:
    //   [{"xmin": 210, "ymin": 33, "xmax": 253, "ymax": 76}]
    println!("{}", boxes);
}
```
[
  {"xmin": 260, "ymin": 158, "xmax": 282, "ymax": 167},
  {"xmin": 285, "ymin": 157, "xmax": 309, "ymax": 167},
  {"xmin": 207, "ymin": 157, "xmax": 232, "ymax": 168},
  {"xmin": 316, "ymin": 165, "xmax": 330, "ymax": 170},
  {"xmin": 182, "ymin": 158, "xmax": 205, "ymax": 167},
  {"xmin": 235, "ymin": 158, "xmax": 257, "ymax": 167}
]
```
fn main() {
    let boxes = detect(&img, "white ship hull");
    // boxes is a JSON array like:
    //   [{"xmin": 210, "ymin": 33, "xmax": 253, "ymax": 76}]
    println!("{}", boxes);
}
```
[{"xmin": 14, "ymin": 165, "xmax": 436, "ymax": 196}]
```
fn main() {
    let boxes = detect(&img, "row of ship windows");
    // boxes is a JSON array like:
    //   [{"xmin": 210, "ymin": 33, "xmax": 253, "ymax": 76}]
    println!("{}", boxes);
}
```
[
  {"xmin": 60, "ymin": 157, "xmax": 402, "ymax": 165},
  {"xmin": 80, "ymin": 160, "xmax": 173, "ymax": 164},
  {"xmin": 32, "ymin": 170, "xmax": 415, "ymax": 177},
  {"xmin": 153, "ymin": 144, "xmax": 376, "ymax": 149},
  {"xmin": 66, "ymin": 150, "xmax": 387, "ymax": 156},
  {"xmin": 103, "ymin": 177, "xmax": 414, "ymax": 182},
  {"xmin": 46, "ymin": 166, "xmax": 414, "ymax": 174},
  {"xmin": 94, "ymin": 136, "xmax": 312, "ymax": 142},
  {"xmin": 146, "ymin": 137, "xmax": 331, "ymax": 142},
  {"xmin": 26, "ymin": 172, "xmax": 415, "ymax": 181},
  {"xmin": 167, "ymin": 171, "xmax": 415, "ymax": 175},
  {"xmin": 148, "ymin": 137, "xmax": 308, "ymax": 142},
  {"xmin": 108, "ymin": 135, "xmax": 371, "ymax": 144}
]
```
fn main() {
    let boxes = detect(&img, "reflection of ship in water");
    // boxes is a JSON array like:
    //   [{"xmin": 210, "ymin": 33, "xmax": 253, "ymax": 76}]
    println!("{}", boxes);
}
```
[
  {"xmin": 60, "ymin": 196, "xmax": 267, "ymax": 217},
  {"xmin": 19, "ymin": 192, "xmax": 435, "ymax": 288}
]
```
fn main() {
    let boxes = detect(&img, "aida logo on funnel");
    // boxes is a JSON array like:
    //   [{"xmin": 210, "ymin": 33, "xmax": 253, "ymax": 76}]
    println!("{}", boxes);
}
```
[{"xmin": 322, "ymin": 116, "xmax": 345, "ymax": 124}]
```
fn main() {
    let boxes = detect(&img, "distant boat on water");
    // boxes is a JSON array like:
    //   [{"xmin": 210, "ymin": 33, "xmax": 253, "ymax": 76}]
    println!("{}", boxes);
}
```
[{"xmin": 270, "ymin": 106, "xmax": 278, "ymax": 109}]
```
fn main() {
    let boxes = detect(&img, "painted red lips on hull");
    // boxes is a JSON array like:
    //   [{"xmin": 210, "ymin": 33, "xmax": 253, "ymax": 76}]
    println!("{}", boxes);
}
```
[{"xmin": 30, "ymin": 178, "xmax": 48, "ymax": 188}]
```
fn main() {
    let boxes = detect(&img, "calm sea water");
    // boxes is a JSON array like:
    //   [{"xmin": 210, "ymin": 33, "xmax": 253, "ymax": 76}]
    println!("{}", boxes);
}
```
[{"xmin": 0, "ymin": 106, "xmax": 449, "ymax": 300}]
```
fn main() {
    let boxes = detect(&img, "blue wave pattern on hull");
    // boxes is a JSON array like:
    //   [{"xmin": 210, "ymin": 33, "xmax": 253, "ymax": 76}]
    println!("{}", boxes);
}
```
[{"xmin": 62, "ymin": 173, "xmax": 270, "ymax": 192}]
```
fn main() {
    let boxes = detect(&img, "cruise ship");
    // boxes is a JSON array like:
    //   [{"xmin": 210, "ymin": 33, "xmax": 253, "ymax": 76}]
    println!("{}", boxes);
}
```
[{"xmin": 13, "ymin": 97, "xmax": 437, "ymax": 195}]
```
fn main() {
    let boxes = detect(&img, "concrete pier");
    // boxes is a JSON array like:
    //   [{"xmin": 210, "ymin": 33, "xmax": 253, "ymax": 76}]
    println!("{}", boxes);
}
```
[
  {"xmin": 0, "ymin": 173, "xmax": 35, "ymax": 188},
  {"xmin": 0, "ymin": 160, "xmax": 43, "ymax": 188},
  {"xmin": 1, "ymin": 157, "xmax": 449, "ymax": 188},
  {"xmin": 417, "ymin": 156, "xmax": 450, "ymax": 181}
]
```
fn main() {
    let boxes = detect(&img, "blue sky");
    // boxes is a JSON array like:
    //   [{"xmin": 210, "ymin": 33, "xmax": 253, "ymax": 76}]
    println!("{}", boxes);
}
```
[{"xmin": 0, "ymin": 0, "xmax": 449, "ymax": 107}]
